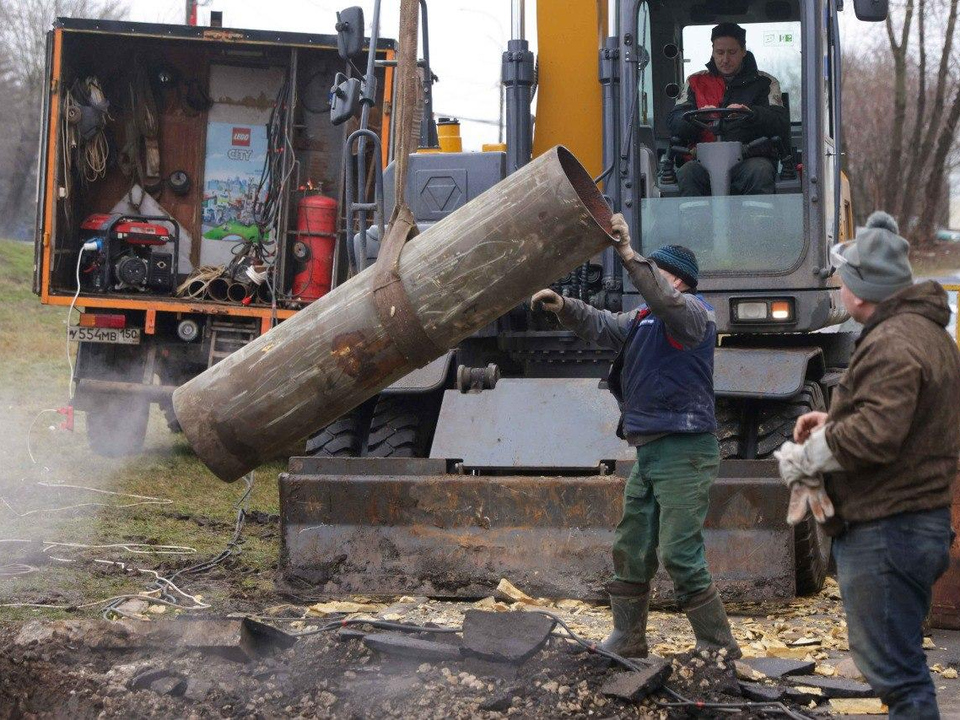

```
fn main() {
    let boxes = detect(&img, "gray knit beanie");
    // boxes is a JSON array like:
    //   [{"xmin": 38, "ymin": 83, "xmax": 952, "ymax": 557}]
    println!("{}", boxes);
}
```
[{"xmin": 834, "ymin": 211, "xmax": 913, "ymax": 303}]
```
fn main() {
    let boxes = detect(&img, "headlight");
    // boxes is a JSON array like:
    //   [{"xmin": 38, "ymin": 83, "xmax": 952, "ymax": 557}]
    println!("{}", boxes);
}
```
[{"xmin": 731, "ymin": 298, "xmax": 796, "ymax": 323}]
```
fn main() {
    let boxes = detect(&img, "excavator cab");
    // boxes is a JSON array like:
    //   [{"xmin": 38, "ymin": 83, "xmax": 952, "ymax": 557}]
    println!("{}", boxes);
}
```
[
  {"xmin": 278, "ymin": 0, "xmax": 886, "ymax": 603},
  {"xmin": 629, "ymin": 2, "xmax": 803, "ymax": 279}
]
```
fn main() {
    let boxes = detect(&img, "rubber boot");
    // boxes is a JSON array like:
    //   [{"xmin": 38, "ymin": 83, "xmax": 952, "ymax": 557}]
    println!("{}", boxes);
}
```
[
  {"xmin": 683, "ymin": 584, "xmax": 742, "ymax": 659},
  {"xmin": 599, "ymin": 580, "xmax": 650, "ymax": 658}
]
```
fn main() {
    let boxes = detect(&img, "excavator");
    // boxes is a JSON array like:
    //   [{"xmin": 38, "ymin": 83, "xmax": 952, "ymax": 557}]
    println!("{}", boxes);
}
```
[{"xmin": 279, "ymin": 0, "xmax": 886, "ymax": 602}]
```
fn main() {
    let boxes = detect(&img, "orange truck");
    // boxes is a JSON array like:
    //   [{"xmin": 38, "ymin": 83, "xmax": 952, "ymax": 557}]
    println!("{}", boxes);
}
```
[{"xmin": 32, "ymin": 17, "xmax": 393, "ymax": 455}]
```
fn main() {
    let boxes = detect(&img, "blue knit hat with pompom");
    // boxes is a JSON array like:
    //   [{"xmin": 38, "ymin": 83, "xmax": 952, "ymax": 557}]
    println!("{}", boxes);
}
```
[{"xmin": 649, "ymin": 245, "xmax": 699, "ymax": 289}]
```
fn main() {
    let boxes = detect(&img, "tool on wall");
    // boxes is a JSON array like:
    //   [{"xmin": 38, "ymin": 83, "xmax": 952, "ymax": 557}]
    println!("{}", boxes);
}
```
[
  {"xmin": 119, "ymin": 62, "xmax": 162, "ymax": 193},
  {"xmin": 62, "ymin": 77, "xmax": 111, "ymax": 189}
]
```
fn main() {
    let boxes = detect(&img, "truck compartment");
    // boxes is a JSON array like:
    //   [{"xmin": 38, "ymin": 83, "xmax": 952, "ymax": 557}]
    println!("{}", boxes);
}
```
[{"xmin": 40, "ymin": 20, "xmax": 390, "ymax": 311}]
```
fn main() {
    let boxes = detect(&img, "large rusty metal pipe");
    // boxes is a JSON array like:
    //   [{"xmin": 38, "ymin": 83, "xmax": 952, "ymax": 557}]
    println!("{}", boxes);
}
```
[{"xmin": 173, "ymin": 147, "xmax": 614, "ymax": 481}]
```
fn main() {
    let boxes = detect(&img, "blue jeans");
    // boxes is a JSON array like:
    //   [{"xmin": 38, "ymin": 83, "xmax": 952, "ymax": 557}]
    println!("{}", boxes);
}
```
[{"xmin": 833, "ymin": 508, "xmax": 953, "ymax": 720}]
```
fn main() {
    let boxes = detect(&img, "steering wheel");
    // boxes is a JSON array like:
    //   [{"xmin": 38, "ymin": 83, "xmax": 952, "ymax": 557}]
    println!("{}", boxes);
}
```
[{"xmin": 683, "ymin": 106, "xmax": 756, "ymax": 134}]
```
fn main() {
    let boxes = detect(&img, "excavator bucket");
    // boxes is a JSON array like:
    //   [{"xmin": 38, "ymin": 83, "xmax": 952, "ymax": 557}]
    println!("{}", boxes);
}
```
[{"xmin": 279, "ymin": 456, "xmax": 794, "ymax": 602}]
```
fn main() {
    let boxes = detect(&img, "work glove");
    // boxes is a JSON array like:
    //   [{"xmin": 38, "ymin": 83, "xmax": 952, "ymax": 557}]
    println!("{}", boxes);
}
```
[
  {"xmin": 775, "ymin": 427, "xmax": 841, "ymax": 526},
  {"xmin": 785, "ymin": 479, "xmax": 835, "ymax": 526},
  {"xmin": 610, "ymin": 213, "xmax": 637, "ymax": 264},
  {"xmin": 531, "ymin": 288, "xmax": 564, "ymax": 313},
  {"xmin": 775, "ymin": 426, "xmax": 842, "ymax": 484}
]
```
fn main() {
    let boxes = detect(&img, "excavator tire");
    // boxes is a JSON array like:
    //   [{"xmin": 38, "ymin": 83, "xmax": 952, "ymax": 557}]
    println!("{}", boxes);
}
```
[
  {"xmin": 366, "ymin": 394, "xmax": 439, "ymax": 458},
  {"xmin": 755, "ymin": 381, "xmax": 831, "ymax": 595},
  {"xmin": 306, "ymin": 413, "xmax": 365, "ymax": 457}
]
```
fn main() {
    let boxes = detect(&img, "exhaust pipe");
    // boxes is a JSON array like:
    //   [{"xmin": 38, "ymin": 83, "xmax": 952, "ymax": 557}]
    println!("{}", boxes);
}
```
[{"xmin": 173, "ymin": 147, "xmax": 614, "ymax": 482}]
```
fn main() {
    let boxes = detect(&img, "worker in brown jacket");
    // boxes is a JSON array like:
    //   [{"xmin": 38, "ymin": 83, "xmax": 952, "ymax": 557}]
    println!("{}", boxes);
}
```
[{"xmin": 776, "ymin": 211, "xmax": 960, "ymax": 720}]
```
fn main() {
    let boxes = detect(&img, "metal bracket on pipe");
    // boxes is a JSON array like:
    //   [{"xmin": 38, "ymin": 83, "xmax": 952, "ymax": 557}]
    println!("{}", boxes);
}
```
[
  {"xmin": 371, "ymin": 0, "xmax": 442, "ymax": 368},
  {"xmin": 372, "ymin": 206, "xmax": 444, "ymax": 368}
]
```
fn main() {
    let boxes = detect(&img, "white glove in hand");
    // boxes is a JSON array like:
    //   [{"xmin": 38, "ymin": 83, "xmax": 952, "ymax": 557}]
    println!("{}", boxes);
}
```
[
  {"xmin": 775, "ymin": 427, "xmax": 840, "ymax": 525},
  {"xmin": 774, "ymin": 427, "xmax": 842, "ymax": 484},
  {"xmin": 786, "ymin": 480, "xmax": 835, "ymax": 526}
]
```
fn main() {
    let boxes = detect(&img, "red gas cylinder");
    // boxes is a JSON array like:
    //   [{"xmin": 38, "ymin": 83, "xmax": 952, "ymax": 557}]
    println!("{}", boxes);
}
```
[{"xmin": 291, "ymin": 193, "xmax": 337, "ymax": 302}]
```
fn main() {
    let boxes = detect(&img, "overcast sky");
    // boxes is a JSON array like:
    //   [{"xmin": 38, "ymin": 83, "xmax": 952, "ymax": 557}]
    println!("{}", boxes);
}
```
[{"xmin": 125, "ymin": 1, "xmax": 884, "ymax": 150}]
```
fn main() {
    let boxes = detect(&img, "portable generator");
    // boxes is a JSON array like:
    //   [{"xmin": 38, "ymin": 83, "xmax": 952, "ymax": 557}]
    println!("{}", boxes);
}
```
[{"xmin": 79, "ymin": 214, "xmax": 180, "ymax": 294}]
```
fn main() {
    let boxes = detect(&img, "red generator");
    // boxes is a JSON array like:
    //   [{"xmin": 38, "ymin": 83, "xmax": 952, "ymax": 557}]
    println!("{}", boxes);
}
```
[{"xmin": 291, "ymin": 193, "xmax": 337, "ymax": 302}]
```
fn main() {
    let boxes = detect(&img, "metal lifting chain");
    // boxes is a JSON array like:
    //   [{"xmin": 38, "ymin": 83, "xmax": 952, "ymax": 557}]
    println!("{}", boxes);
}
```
[{"xmin": 372, "ymin": 0, "xmax": 444, "ymax": 367}]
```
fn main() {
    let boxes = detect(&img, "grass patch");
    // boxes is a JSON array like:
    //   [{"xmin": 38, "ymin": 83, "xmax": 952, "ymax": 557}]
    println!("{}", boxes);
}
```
[{"xmin": 0, "ymin": 239, "xmax": 286, "ymax": 620}]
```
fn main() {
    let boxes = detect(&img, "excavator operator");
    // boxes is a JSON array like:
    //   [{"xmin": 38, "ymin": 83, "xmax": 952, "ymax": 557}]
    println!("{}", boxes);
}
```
[{"xmin": 669, "ymin": 22, "xmax": 791, "ymax": 196}]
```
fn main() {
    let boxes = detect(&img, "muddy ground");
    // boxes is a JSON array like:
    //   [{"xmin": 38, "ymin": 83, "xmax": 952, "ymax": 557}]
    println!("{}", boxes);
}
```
[{"xmin": 2, "ymin": 577, "xmax": 959, "ymax": 720}]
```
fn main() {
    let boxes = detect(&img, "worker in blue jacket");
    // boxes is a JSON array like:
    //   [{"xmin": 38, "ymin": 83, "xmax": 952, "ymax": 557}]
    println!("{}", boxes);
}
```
[{"xmin": 532, "ymin": 213, "xmax": 739, "ymax": 659}]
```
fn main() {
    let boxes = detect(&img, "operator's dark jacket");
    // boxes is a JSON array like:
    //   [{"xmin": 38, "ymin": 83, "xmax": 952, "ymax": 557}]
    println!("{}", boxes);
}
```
[
  {"xmin": 668, "ymin": 51, "xmax": 790, "ymax": 146},
  {"xmin": 823, "ymin": 281, "xmax": 960, "ymax": 531}
]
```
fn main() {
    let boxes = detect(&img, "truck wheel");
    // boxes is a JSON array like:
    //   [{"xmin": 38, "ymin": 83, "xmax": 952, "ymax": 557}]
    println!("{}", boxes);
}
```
[
  {"xmin": 752, "ymin": 380, "xmax": 831, "ymax": 595},
  {"xmin": 85, "ymin": 392, "xmax": 150, "ymax": 457},
  {"xmin": 366, "ymin": 394, "xmax": 439, "ymax": 458}
]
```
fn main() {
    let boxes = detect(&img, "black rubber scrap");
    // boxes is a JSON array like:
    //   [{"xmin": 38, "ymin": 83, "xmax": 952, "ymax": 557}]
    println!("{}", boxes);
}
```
[
  {"xmin": 784, "ymin": 674, "xmax": 876, "ymax": 698},
  {"xmin": 362, "ymin": 632, "xmax": 463, "ymax": 661},
  {"xmin": 461, "ymin": 610, "xmax": 555, "ymax": 664},
  {"xmin": 600, "ymin": 659, "xmax": 672, "ymax": 701},
  {"xmin": 739, "ymin": 681, "xmax": 786, "ymax": 702},
  {"xmin": 741, "ymin": 657, "xmax": 816, "ymax": 679}
]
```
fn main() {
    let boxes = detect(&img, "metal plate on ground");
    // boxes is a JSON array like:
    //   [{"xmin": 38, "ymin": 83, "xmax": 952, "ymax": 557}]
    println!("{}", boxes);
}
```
[
  {"xmin": 68, "ymin": 327, "xmax": 141, "ymax": 345},
  {"xmin": 279, "ymin": 459, "xmax": 794, "ymax": 602},
  {"xmin": 429, "ymin": 378, "xmax": 634, "ymax": 468}
]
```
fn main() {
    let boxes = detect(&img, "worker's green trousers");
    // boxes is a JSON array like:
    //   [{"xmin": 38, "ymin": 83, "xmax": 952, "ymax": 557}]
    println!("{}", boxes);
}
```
[{"xmin": 612, "ymin": 432, "xmax": 720, "ymax": 606}]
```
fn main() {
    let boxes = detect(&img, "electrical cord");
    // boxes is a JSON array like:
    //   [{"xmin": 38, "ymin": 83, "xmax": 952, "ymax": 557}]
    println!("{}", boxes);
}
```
[
  {"xmin": 65, "ymin": 248, "xmax": 88, "ymax": 400},
  {"xmin": 2, "ymin": 474, "xmax": 254, "ymax": 617},
  {"xmin": 23, "ymin": 409, "xmax": 60, "ymax": 464}
]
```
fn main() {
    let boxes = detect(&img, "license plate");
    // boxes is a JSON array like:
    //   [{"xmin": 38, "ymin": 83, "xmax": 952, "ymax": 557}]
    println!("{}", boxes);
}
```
[{"xmin": 68, "ymin": 327, "xmax": 141, "ymax": 345}]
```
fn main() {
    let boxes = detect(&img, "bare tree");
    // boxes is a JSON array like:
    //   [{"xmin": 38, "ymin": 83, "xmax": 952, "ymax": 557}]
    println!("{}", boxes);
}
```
[
  {"xmin": 844, "ymin": 0, "xmax": 960, "ymax": 243},
  {"xmin": 899, "ymin": 0, "xmax": 959, "ymax": 224},
  {"xmin": 0, "ymin": 0, "xmax": 127, "ymax": 239},
  {"xmin": 881, "ymin": 0, "xmax": 914, "ymax": 211}
]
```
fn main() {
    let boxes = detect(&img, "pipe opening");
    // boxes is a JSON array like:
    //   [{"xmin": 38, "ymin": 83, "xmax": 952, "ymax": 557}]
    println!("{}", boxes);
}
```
[
  {"xmin": 208, "ymin": 278, "xmax": 230, "ymax": 302},
  {"xmin": 555, "ymin": 146, "xmax": 614, "ymax": 236}
]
